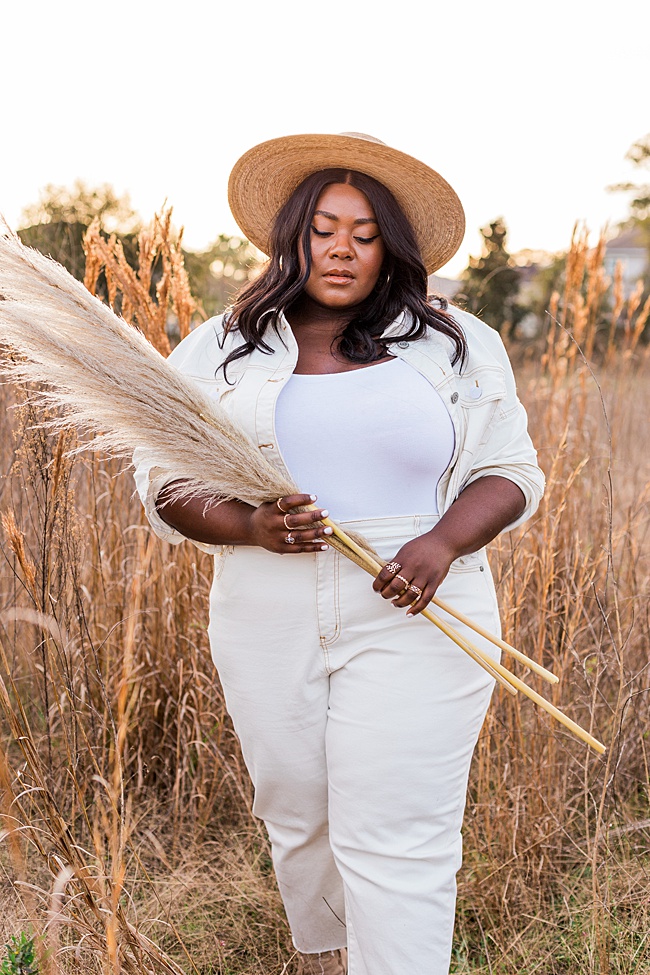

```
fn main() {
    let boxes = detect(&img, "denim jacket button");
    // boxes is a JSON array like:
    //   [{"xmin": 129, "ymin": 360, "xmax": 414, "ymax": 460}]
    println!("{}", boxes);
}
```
[
  {"xmin": 397, "ymin": 341, "xmax": 409, "ymax": 349},
  {"xmin": 451, "ymin": 391, "xmax": 459, "ymax": 404},
  {"xmin": 469, "ymin": 386, "xmax": 482, "ymax": 399}
]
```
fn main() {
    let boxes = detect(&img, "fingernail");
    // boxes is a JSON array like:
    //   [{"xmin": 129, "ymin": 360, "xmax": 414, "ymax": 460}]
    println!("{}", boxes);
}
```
[
  {"xmin": 320, "ymin": 509, "xmax": 329, "ymax": 517},
  {"xmin": 406, "ymin": 612, "xmax": 414, "ymax": 618},
  {"xmin": 310, "ymin": 495, "xmax": 317, "ymax": 501},
  {"xmin": 320, "ymin": 545, "xmax": 328, "ymax": 551},
  {"xmin": 324, "ymin": 527, "xmax": 333, "ymax": 535}
]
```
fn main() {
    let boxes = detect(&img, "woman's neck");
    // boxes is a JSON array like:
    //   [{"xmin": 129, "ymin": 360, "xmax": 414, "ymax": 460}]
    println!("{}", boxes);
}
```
[
  {"xmin": 286, "ymin": 295, "xmax": 351, "ymax": 343},
  {"xmin": 285, "ymin": 296, "xmax": 390, "ymax": 375},
  {"xmin": 285, "ymin": 296, "xmax": 349, "ymax": 372}
]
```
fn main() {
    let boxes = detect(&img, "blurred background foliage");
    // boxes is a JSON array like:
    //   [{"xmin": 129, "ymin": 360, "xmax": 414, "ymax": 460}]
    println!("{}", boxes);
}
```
[
  {"xmin": 17, "ymin": 182, "xmax": 261, "ymax": 330},
  {"xmin": 16, "ymin": 131, "xmax": 650, "ymax": 350}
]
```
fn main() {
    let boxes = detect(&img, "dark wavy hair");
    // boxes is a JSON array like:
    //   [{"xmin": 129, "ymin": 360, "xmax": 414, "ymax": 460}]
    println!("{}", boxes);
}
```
[{"xmin": 220, "ymin": 168, "xmax": 467, "ymax": 378}]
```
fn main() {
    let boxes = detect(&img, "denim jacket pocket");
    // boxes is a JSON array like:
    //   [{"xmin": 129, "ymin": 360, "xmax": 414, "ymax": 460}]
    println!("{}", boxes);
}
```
[
  {"xmin": 184, "ymin": 372, "xmax": 242, "ymax": 407},
  {"xmin": 456, "ymin": 365, "xmax": 506, "ymax": 409}
]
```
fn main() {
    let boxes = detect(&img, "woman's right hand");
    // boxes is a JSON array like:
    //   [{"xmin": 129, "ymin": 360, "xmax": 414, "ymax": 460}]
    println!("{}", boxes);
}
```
[
  {"xmin": 248, "ymin": 494, "xmax": 333, "ymax": 554},
  {"xmin": 156, "ymin": 484, "xmax": 333, "ymax": 551}
]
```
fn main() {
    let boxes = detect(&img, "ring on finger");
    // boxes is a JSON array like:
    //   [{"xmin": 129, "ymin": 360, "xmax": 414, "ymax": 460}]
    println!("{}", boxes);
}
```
[
  {"xmin": 277, "ymin": 498, "xmax": 287, "ymax": 513},
  {"xmin": 385, "ymin": 561, "xmax": 402, "ymax": 575},
  {"xmin": 283, "ymin": 513, "xmax": 292, "ymax": 530},
  {"xmin": 409, "ymin": 584, "xmax": 423, "ymax": 597},
  {"xmin": 395, "ymin": 574, "xmax": 410, "ymax": 590},
  {"xmin": 285, "ymin": 532, "xmax": 295, "ymax": 544}
]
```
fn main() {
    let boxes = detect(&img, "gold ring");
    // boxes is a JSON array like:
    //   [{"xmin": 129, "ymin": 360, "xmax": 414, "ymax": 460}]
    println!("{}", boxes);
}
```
[
  {"xmin": 283, "ymin": 514, "xmax": 292, "ymax": 530},
  {"xmin": 277, "ymin": 498, "xmax": 287, "ymax": 513},
  {"xmin": 409, "ymin": 584, "xmax": 423, "ymax": 597},
  {"xmin": 395, "ymin": 574, "xmax": 409, "ymax": 588},
  {"xmin": 384, "ymin": 562, "xmax": 402, "ymax": 575}
]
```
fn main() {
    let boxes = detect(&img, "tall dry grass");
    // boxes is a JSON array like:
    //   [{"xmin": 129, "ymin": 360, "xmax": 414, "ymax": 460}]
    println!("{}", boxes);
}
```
[
  {"xmin": 455, "ymin": 228, "xmax": 650, "ymax": 974},
  {"xmin": 0, "ymin": 218, "xmax": 648, "ymax": 974}
]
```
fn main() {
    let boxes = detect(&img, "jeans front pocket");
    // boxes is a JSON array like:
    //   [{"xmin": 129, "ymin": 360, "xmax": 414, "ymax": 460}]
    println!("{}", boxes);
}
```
[{"xmin": 440, "ymin": 551, "xmax": 501, "ymax": 640}]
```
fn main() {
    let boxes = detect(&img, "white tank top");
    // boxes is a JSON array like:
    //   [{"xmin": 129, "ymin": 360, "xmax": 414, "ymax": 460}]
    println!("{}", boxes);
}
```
[{"xmin": 275, "ymin": 357, "xmax": 455, "ymax": 520}]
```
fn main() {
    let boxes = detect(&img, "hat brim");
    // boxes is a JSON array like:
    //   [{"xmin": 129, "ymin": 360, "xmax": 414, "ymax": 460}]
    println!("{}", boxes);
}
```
[{"xmin": 228, "ymin": 134, "xmax": 465, "ymax": 275}]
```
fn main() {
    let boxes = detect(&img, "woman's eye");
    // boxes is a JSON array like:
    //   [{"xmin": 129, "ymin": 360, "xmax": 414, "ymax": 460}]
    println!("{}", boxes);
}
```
[
  {"xmin": 354, "ymin": 234, "xmax": 380, "ymax": 244},
  {"xmin": 311, "ymin": 226, "xmax": 332, "ymax": 238}
]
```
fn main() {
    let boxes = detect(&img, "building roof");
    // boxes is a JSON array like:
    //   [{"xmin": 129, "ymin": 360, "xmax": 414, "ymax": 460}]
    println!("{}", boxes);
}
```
[
  {"xmin": 606, "ymin": 226, "xmax": 646, "ymax": 251},
  {"xmin": 427, "ymin": 274, "xmax": 460, "ymax": 298}
]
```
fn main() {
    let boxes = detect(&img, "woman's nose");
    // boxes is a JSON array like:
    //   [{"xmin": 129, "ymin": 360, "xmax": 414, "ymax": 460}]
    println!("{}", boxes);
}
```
[{"xmin": 328, "ymin": 232, "xmax": 353, "ymax": 259}]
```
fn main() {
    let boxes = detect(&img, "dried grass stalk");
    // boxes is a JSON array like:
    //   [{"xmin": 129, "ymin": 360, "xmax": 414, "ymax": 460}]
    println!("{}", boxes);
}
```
[
  {"xmin": 83, "ymin": 208, "xmax": 197, "ymax": 355},
  {"xmin": 0, "ymin": 221, "xmax": 295, "ymax": 509}
]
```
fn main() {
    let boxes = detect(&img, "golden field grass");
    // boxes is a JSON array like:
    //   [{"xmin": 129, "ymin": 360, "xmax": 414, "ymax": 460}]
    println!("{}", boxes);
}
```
[{"xmin": 0, "ymin": 221, "xmax": 649, "ymax": 974}]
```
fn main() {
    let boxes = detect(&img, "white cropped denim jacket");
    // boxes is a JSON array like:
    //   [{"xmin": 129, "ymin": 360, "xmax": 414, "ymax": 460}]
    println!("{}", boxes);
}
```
[{"xmin": 133, "ymin": 306, "xmax": 545, "ymax": 553}]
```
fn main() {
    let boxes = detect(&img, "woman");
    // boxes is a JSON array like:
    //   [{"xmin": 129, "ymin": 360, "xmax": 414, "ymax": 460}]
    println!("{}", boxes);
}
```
[{"xmin": 134, "ymin": 133, "xmax": 544, "ymax": 975}]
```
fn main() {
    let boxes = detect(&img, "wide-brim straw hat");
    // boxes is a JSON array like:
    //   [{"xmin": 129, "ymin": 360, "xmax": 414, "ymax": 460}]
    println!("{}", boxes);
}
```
[{"xmin": 228, "ymin": 132, "xmax": 465, "ymax": 274}]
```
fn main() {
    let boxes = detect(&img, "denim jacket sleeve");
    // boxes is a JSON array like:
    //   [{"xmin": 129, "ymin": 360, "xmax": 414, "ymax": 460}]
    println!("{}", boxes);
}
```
[{"xmin": 448, "ymin": 308, "xmax": 545, "ymax": 532}]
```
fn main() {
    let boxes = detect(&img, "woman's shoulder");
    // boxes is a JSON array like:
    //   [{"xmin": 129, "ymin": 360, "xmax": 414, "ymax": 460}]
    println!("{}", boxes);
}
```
[
  {"xmin": 167, "ymin": 313, "xmax": 238, "ymax": 377},
  {"xmin": 443, "ymin": 304, "xmax": 505, "ymax": 346},
  {"xmin": 441, "ymin": 304, "xmax": 512, "ymax": 368}
]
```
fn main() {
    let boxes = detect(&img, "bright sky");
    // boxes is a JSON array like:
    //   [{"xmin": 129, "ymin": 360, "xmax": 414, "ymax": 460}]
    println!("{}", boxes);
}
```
[{"xmin": 1, "ymin": 0, "xmax": 647, "ymax": 278}]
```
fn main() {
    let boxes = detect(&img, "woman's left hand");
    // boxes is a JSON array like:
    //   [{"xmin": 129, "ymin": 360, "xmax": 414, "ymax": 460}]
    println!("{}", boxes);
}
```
[
  {"xmin": 372, "ymin": 475, "xmax": 527, "ymax": 616},
  {"xmin": 372, "ymin": 531, "xmax": 456, "ymax": 617}
]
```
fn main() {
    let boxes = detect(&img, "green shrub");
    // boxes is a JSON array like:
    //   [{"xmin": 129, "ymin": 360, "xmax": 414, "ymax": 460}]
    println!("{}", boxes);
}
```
[{"xmin": 0, "ymin": 933, "xmax": 38, "ymax": 975}]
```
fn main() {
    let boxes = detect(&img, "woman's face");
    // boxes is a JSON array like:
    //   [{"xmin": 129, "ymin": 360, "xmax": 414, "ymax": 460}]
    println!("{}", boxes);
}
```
[{"xmin": 302, "ymin": 182, "xmax": 385, "ymax": 310}]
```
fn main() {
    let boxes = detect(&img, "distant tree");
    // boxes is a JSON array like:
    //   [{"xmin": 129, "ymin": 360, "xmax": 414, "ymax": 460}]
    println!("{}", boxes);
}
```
[
  {"xmin": 18, "ymin": 220, "xmax": 91, "ymax": 280},
  {"xmin": 18, "ymin": 181, "xmax": 261, "ymax": 319},
  {"xmin": 21, "ymin": 179, "xmax": 139, "ymax": 233},
  {"xmin": 456, "ymin": 218, "xmax": 523, "ymax": 333},
  {"xmin": 609, "ymin": 132, "xmax": 650, "ymax": 250},
  {"xmin": 18, "ymin": 181, "xmax": 140, "ymax": 281},
  {"xmin": 183, "ymin": 234, "xmax": 261, "ymax": 318},
  {"xmin": 619, "ymin": 133, "xmax": 650, "ymax": 221}
]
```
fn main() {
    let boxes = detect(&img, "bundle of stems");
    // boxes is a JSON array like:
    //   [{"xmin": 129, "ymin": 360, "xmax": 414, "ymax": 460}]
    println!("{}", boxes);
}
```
[{"xmin": 0, "ymin": 224, "xmax": 604, "ymax": 754}]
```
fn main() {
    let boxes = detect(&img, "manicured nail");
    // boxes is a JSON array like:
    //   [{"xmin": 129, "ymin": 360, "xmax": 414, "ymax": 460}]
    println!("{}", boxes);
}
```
[
  {"xmin": 310, "ymin": 495, "xmax": 317, "ymax": 501},
  {"xmin": 320, "ymin": 509, "xmax": 329, "ymax": 517},
  {"xmin": 321, "ymin": 545, "xmax": 328, "ymax": 551},
  {"xmin": 406, "ymin": 612, "xmax": 414, "ymax": 618},
  {"xmin": 324, "ymin": 527, "xmax": 333, "ymax": 535}
]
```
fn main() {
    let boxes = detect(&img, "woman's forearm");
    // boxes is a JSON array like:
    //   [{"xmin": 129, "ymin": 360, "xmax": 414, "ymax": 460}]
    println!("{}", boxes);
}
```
[
  {"xmin": 429, "ymin": 475, "xmax": 526, "ymax": 561},
  {"xmin": 156, "ymin": 483, "xmax": 256, "ymax": 546}
]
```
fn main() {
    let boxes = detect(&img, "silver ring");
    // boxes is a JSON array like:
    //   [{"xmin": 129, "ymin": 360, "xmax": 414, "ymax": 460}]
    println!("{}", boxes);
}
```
[
  {"xmin": 385, "ymin": 562, "xmax": 402, "ymax": 575},
  {"xmin": 409, "ymin": 584, "xmax": 423, "ymax": 597},
  {"xmin": 285, "ymin": 533, "xmax": 295, "ymax": 544}
]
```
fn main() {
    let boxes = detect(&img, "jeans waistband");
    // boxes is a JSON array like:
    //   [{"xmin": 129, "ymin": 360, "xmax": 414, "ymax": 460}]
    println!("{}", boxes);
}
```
[{"xmin": 338, "ymin": 513, "xmax": 439, "ymax": 542}]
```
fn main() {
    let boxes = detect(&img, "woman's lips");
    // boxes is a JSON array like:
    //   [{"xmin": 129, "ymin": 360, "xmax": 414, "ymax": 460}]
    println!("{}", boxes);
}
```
[{"xmin": 323, "ymin": 270, "xmax": 355, "ymax": 284}]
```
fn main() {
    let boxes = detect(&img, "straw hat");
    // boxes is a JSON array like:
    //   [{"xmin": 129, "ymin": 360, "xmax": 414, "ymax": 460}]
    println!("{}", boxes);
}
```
[{"xmin": 228, "ymin": 132, "xmax": 465, "ymax": 274}]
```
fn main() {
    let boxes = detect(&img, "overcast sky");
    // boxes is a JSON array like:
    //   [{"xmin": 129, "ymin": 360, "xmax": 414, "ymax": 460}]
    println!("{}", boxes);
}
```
[{"xmin": 1, "ymin": 0, "xmax": 647, "ymax": 277}]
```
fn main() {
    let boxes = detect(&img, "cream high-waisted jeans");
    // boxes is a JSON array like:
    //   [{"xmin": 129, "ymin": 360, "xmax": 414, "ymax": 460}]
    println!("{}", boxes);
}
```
[{"xmin": 208, "ymin": 514, "xmax": 501, "ymax": 975}]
